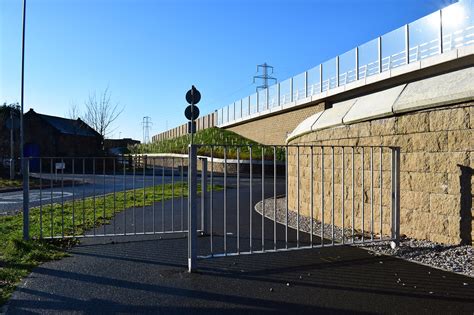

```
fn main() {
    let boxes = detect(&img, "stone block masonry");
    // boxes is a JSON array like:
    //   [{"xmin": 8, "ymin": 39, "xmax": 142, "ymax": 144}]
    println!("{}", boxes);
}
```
[
  {"xmin": 288, "ymin": 102, "xmax": 473, "ymax": 245},
  {"xmin": 226, "ymin": 102, "xmax": 327, "ymax": 145}
]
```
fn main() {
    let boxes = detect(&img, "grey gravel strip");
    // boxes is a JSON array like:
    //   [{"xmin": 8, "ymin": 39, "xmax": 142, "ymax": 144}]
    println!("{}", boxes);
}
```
[
  {"xmin": 255, "ymin": 196, "xmax": 378, "ymax": 244},
  {"xmin": 255, "ymin": 196, "xmax": 473, "ymax": 278}
]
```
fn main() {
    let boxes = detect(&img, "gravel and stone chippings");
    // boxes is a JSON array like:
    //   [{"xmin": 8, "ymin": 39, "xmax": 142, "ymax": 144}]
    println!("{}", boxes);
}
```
[{"xmin": 255, "ymin": 196, "xmax": 473, "ymax": 278}]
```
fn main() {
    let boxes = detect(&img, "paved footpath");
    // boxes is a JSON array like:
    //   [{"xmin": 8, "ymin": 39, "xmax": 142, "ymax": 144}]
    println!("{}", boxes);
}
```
[{"xmin": 5, "ymin": 182, "xmax": 474, "ymax": 314}]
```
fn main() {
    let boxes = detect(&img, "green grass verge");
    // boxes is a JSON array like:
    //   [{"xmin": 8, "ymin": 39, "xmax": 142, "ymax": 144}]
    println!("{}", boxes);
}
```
[
  {"xmin": 0, "ymin": 178, "xmax": 23, "ymax": 189},
  {"xmin": 130, "ymin": 127, "xmax": 286, "ymax": 160},
  {"xmin": 0, "ymin": 182, "xmax": 220, "ymax": 306},
  {"xmin": 0, "ymin": 177, "xmax": 44, "ymax": 190}
]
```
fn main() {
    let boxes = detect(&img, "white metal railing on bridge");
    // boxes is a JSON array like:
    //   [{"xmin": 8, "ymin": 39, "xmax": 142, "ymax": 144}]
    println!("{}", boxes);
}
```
[{"xmin": 216, "ymin": 0, "xmax": 474, "ymax": 126}]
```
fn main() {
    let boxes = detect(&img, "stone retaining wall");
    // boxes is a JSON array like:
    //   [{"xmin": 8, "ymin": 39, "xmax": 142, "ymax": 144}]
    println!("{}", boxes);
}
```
[
  {"xmin": 288, "ymin": 102, "xmax": 473, "ymax": 245},
  {"xmin": 226, "ymin": 102, "xmax": 326, "ymax": 145}
]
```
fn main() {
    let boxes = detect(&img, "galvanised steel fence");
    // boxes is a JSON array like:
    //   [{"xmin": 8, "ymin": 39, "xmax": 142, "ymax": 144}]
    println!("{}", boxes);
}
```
[
  {"xmin": 186, "ymin": 144, "xmax": 401, "ymax": 272},
  {"xmin": 216, "ymin": 0, "xmax": 474, "ymax": 126},
  {"xmin": 19, "ymin": 145, "xmax": 400, "ymax": 272},
  {"xmin": 21, "ymin": 155, "xmax": 209, "ymax": 240}
]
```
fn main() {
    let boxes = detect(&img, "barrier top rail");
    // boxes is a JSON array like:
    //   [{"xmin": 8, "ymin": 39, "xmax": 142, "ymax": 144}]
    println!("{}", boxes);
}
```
[{"xmin": 215, "ymin": 0, "xmax": 473, "ymax": 127}]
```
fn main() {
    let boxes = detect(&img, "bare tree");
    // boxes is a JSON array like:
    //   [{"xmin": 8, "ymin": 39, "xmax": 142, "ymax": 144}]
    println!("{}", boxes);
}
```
[
  {"xmin": 66, "ymin": 102, "xmax": 81, "ymax": 120},
  {"xmin": 82, "ymin": 88, "xmax": 123, "ymax": 139}
]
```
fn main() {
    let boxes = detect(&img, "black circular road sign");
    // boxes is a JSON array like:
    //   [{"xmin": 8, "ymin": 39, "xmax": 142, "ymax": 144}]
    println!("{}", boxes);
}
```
[
  {"xmin": 185, "ymin": 85, "xmax": 201, "ymax": 105},
  {"xmin": 185, "ymin": 105, "xmax": 200, "ymax": 120}
]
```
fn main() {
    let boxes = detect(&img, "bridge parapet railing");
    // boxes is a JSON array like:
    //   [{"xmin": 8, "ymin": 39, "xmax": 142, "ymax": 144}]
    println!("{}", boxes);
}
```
[{"xmin": 217, "ymin": 0, "xmax": 474, "ymax": 126}]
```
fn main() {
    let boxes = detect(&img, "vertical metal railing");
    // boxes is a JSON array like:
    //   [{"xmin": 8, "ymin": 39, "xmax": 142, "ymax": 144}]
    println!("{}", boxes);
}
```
[
  {"xmin": 23, "ymin": 154, "xmax": 199, "ymax": 240},
  {"xmin": 191, "ymin": 144, "xmax": 401, "ymax": 264},
  {"xmin": 20, "ymin": 145, "xmax": 400, "ymax": 272},
  {"xmin": 391, "ymin": 147, "xmax": 401, "ymax": 245}
]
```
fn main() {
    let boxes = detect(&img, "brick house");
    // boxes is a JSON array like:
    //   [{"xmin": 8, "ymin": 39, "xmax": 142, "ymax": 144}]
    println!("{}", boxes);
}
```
[{"xmin": 24, "ymin": 109, "xmax": 103, "ymax": 158}]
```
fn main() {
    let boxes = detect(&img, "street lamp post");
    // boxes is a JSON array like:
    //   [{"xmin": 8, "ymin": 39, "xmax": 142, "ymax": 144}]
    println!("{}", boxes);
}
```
[
  {"xmin": 10, "ymin": 108, "xmax": 15, "ymax": 180},
  {"xmin": 20, "ymin": 0, "xmax": 29, "ymax": 240}
]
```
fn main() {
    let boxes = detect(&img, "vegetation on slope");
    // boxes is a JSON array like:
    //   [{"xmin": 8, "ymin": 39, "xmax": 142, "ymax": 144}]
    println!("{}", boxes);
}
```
[{"xmin": 130, "ymin": 127, "xmax": 285, "ymax": 160}]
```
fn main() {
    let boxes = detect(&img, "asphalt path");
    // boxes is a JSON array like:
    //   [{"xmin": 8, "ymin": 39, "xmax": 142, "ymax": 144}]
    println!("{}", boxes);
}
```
[{"xmin": 5, "ymin": 176, "xmax": 474, "ymax": 314}]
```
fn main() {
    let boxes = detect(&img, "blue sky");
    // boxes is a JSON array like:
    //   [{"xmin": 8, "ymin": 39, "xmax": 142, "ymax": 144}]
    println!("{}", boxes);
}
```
[{"xmin": 0, "ymin": 0, "xmax": 453, "ymax": 141}]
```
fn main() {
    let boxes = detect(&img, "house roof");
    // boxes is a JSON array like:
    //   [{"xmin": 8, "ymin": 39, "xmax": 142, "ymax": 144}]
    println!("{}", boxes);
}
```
[{"xmin": 26, "ymin": 109, "xmax": 100, "ymax": 137}]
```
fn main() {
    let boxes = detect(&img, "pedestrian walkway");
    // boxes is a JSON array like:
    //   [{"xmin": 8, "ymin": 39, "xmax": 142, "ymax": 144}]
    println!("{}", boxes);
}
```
[{"xmin": 5, "ymin": 192, "xmax": 474, "ymax": 314}]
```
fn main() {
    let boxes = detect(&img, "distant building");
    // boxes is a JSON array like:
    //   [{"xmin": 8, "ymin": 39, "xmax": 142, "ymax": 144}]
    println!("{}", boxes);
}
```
[
  {"xmin": 104, "ymin": 138, "xmax": 140, "ymax": 155},
  {"xmin": 24, "ymin": 109, "xmax": 103, "ymax": 158}
]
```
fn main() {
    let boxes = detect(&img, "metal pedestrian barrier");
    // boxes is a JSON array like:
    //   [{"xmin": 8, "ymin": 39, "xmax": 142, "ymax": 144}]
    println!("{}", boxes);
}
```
[
  {"xmin": 22, "ymin": 155, "xmax": 210, "ymax": 240},
  {"xmin": 20, "ymin": 144, "xmax": 400, "ymax": 273},
  {"xmin": 186, "ymin": 144, "xmax": 400, "ymax": 271}
]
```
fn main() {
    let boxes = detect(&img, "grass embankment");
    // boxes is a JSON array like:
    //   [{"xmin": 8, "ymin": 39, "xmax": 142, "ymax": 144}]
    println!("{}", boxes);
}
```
[
  {"xmin": 130, "ymin": 127, "xmax": 286, "ymax": 160},
  {"xmin": 0, "ymin": 178, "xmax": 23, "ymax": 189},
  {"xmin": 0, "ymin": 177, "xmax": 51, "ymax": 191},
  {"xmin": 0, "ymin": 182, "xmax": 219, "ymax": 305}
]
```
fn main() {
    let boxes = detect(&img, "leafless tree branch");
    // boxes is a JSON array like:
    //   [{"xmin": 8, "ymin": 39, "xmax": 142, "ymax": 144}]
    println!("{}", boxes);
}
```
[
  {"xmin": 82, "ymin": 87, "xmax": 124, "ymax": 139},
  {"xmin": 66, "ymin": 102, "xmax": 81, "ymax": 120}
]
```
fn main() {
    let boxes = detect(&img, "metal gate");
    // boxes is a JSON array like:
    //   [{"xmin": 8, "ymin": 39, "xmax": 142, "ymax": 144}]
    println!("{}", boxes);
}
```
[
  {"xmin": 187, "ymin": 144, "xmax": 400, "ymax": 272},
  {"xmin": 21, "ymin": 155, "xmax": 208, "ymax": 241},
  {"xmin": 20, "ymin": 144, "xmax": 400, "ymax": 273}
]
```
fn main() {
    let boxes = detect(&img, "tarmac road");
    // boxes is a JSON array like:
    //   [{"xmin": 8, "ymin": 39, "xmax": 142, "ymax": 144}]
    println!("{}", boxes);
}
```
[
  {"xmin": 0, "ymin": 169, "xmax": 186, "ymax": 216},
  {"xmin": 5, "ymin": 176, "xmax": 474, "ymax": 314}
]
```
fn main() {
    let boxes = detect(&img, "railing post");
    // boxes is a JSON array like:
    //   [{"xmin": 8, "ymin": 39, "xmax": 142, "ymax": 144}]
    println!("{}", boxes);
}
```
[
  {"xmin": 277, "ymin": 83, "xmax": 281, "ymax": 107},
  {"xmin": 266, "ymin": 87, "xmax": 269, "ymax": 110},
  {"xmin": 319, "ymin": 64, "xmax": 323, "ymax": 93},
  {"xmin": 304, "ymin": 71, "xmax": 308, "ymax": 98},
  {"xmin": 256, "ymin": 91, "xmax": 260, "ymax": 112},
  {"xmin": 336, "ymin": 56, "xmax": 340, "ymax": 87},
  {"xmin": 188, "ymin": 144, "xmax": 198, "ymax": 272},
  {"xmin": 378, "ymin": 36, "xmax": 382, "ymax": 73},
  {"xmin": 10, "ymin": 159, "xmax": 15, "ymax": 180},
  {"xmin": 200, "ymin": 157, "xmax": 208, "ymax": 234},
  {"xmin": 355, "ymin": 47, "xmax": 359, "ymax": 81},
  {"xmin": 405, "ymin": 24, "xmax": 410, "ymax": 64},
  {"xmin": 290, "ymin": 77, "xmax": 294, "ymax": 102},
  {"xmin": 22, "ymin": 157, "xmax": 29, "ymax": 240},
  {"xmin": 439, "ymin": 9, "xmax": 443, "ymax": 54},
  {"xmin": 391, "ymin": 147, "xmax": 400, "ymax": 246},
  {"xmin": 247, "ymin": 95, "xmax": 251, "ymax": 115}
]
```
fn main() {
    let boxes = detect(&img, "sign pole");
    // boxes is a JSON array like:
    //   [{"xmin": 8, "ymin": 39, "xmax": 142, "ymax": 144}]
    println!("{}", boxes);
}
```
[
  {"xmin": 184, "ymin": 85, "xmax": 201, "ymax": 272},
  {"xmin": 190, "ymin": 94, "xmax": 194, "ymax": 146}
]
